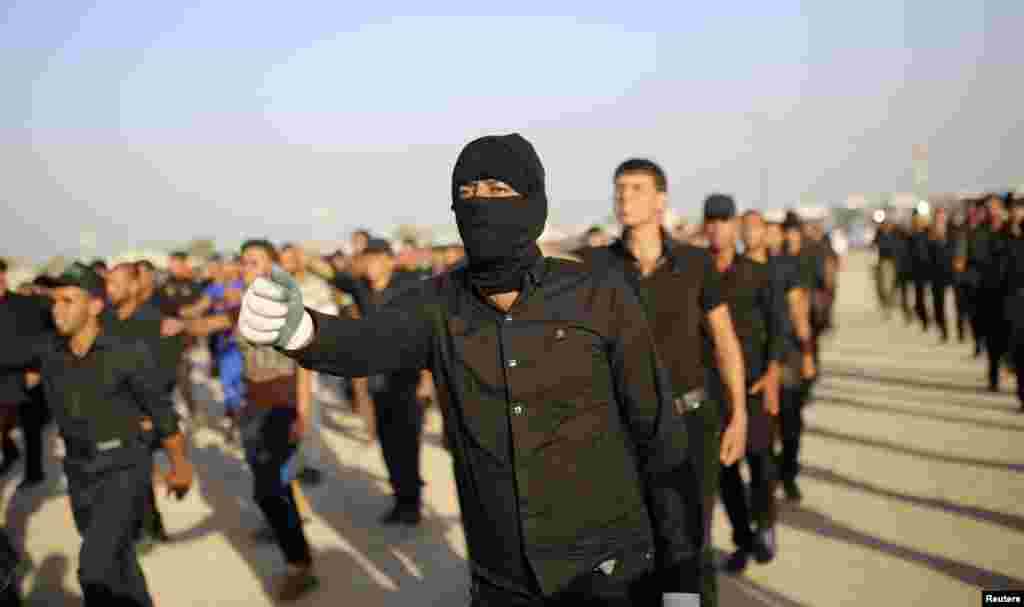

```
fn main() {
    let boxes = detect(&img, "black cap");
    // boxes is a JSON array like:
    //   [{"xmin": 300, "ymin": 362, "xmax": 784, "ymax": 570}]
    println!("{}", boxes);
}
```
[
  {"xmin": 53, "ymin": 262, "xmax": 106, "ymax": 299},
  {"xmin": 782, "ymin": 210, "xmax": 803, "ymax": 231},
  {"xmin": 362, "ymin": 238, "xmax": 394, "ymax": 256},
  {"xmin": 703, "ymin": 194, "xmax": 737, "ymax": 221}
]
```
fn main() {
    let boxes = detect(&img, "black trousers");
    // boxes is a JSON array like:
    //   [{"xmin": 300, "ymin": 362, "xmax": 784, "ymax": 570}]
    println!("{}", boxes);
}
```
[
  {"xmin": 719, "ymin": 449, "xmax": 777, "ymax": 553},
  {"xmin": 372, "ymin": 384, "xmax": 424, "ymax": 504},
  {"xmin": 65, "ymin": 445, "xmax": 153, "ymax": 607},
  {"xmin": 913, "ymin": 279, "xmax": 930, "ymax": 329},
  {"xmin": 241, "ymin": 407, "xmax": 312, "ymax": 567},
  {"xmin": 930, "ymin": 282, "xmax": 950, "ymax": 340},
  {"xmin": 778, "ymin": 383, "xmax": 810, "ymax": 484},
  {"xmin": 966, "ymin": 285, "xmax": 985, "ymax": 351},
  {"xmin": 683, "ymin": 398, "xmax": 720, "ymax": 607},
  {"xmin": 897, "ymin": 275, "xmax": 913, "ymax": 322},
  {"xmin": 978, "ymin": 291, "xmax": 1009, "ymax": 389},
  {"xmin": 17, "ymin": 387, "xmax": 50, "ymax": 482},
  {"xmin": 469, "ymin": 569, "xmax": 660, "ymax": 607},
  {"xmin": 953, "ymin": 284, "xmax": 970, "ymax": 342}
]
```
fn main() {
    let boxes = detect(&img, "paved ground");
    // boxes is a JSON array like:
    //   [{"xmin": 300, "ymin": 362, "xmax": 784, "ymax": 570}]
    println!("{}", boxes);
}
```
[{"xmin": 2, "ymin": 250, "xmax": 1022, "ymax": 606}]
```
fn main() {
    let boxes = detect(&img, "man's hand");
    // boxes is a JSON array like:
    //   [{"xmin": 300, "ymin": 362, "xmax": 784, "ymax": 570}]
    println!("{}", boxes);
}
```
[
  {"xmin": 416, "ymin": 372, "xmax": 436, "ymax": 408},
  {"xmin": 164, "ymin": 459, "xmax": 193, "ymax": 500},
  {"xmin": 24, "ymin": 371, "xmax": 41, "ymax": 389},
  {"xmin": 161, "ymin": 317, "xmax": 186, "ymax": 337},
  {"xmin": 751, "ymin": 363, "xmax": 781, "ymax": 416},
  {"xmin": 238, "ymin": 265, "xmax": 313, "ymax": 350},
  {"xmin": 720, "ymin": 411, "xmax": 747, "ymax": 466},
  {"xmin": 801, "ymin": 353, "xmax": 817, "ymax": 380},
  {"xmin": 140, "ymin": 417, "xmax": 154, "ymax": 432},
  {"xmin": 289, "ymin": 410, "xmax": 309, "ymax": 443}
]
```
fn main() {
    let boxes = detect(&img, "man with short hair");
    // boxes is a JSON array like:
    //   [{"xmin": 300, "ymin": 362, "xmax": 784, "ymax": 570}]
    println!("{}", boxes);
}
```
[
  {"xmin": 708, "ymin": 207, "xmax": 784, "ymax": 575},
  {"xmin": 776, "ymin": 212, "xmax": 819, "ymax": 501},
  {"xmin": 969, "ymin": 195, "xmax": 1013, "ymax": 391},
  {"xmin": 342, "ymin": 238, "xmax": 428, "ymax": 525},
  {"xmin": 165, "ymin": 240, "xmax": 318, "ymax": 602},
  {"xmin": 0, "ymin": 262, "xmax": 192, "ymax": 606},
  {"xmin": 239, "ymin": 134, "xmax": 701, "ymax": 605},
  {"xmin": 582, "ymin": 162, "xmax": 748, "ymax": 607},
  {"xmin": 104, "ymin": 262, "xmax": 174, "ymax": 552},
  {"xmin": 158, "ymin": 252, "xmax": 203, "ymax": 420}
]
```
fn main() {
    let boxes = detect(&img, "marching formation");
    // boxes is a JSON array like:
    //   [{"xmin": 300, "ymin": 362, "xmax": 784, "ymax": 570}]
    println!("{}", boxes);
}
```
[{"xmin": 1, "ymin": 133, "xmax": 966, "ymax": 607}]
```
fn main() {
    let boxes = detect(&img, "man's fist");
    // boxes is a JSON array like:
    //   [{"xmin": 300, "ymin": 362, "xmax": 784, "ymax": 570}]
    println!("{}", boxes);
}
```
[{"xmin": 238, "ymin": 265, "xmax": 313, "ymax": 350}]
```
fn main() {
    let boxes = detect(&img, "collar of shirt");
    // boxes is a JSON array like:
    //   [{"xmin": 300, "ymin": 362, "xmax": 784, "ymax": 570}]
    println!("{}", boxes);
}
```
[
  {"xmin": 608, "ymin": 229, "xmax": 679, "ymax": 274},
  {"xmin": 466, "ymin": 255, "xmax": 548, "ymax": 313}
]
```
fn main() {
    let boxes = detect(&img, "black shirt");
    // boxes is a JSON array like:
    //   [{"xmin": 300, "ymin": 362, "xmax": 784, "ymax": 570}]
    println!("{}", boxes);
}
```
[
  {"xmin": 0, "ymin": 331, "xmax": 179, "ymax": 451},
  {"xmin": 969, "ymin": 224, "xmax": 1011, "ymax": 292},
  {"xmin": 157, "ymin": 277, "xmax": 203, "ymax": 317},
  {"xmin": 583, "ymin": 234, "xmax": 724, "ymax": 395},
  {"xmin": 0, "ymin": 292, "xmax": 52, "ymax": 405},
  {"xmin": 874, "ymin": 230, "xmax": 901, "ymax": 260},
  {"xmin": 713, "ymin": 255, "xmax": 787, "ymax": 384},
  {"xmin": 288, "ymin": 257, "xmax": 692, "ymax": 597},
  {"xmin": 350, "ymin": 277, "xmax": 423, "ymax": 394},
  {"xmin": 927, "ymin": 236, "xmax": 956, "ymax": 285}
]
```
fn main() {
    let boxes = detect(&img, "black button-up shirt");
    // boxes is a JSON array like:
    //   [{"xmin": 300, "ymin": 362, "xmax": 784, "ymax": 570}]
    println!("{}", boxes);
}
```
[
  {"xmin": 0, "ymin": 331, "xmax": 179, "ymax": 453},
  {"xmin": 0, "ymin": 292, "xmax": 51, "ymax": 405},
  {"xmin": 287, "ymin": 257, "xmax": 692, "ymax": 597},
  {"xmin": 714, "ymin": 255, "xmax": 787, "ymax": 384},
  {"xmin": 582, "ymin": 234, "xmax": 724, "ymax": 395}
]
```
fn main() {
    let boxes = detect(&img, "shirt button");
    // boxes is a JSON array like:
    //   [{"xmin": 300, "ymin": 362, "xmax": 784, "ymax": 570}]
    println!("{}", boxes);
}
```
[
  {"xmin": 508, "ymin": 359, "xmax": 518, "ymax": 368},
  {"xmin": 512, "ymin": 403, "xmax": 525, "ymax": 416}
]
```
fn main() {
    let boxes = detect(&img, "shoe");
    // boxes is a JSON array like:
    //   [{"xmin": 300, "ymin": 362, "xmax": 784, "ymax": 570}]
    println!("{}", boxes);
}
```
[
  {"xmin": 16, "ymin": 476, "xmax": 45, "ymax": 492},
  {"xmin": 721, "ymin": 549, "xmax": 749, "ymax": 574},
  {"xmin": 379, "ymin": 502, "xmax": 421, "ymax": 526},
  {"xmin": 783, "ymin": 479, "xmax": 803, "ymax": 502},
  {"xmin": 298, "ymin": 467, "xmax": 323, "ymax": 487},
  {"xmin": 753, "ymin": 528, "xmax": 776, "ymax": 563},
  {"xmin": 277, "ymin": 564, "xmax": 319, "ymax": 602}
]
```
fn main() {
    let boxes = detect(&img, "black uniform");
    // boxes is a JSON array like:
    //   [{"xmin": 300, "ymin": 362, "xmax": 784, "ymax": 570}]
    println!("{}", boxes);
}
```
[
  {"xmin": 895, "ymin": 228, "xmax": 915, "ymax": 323},
  {"xmin": 583, "ymin": 233, "xmax": 724, "ymax": 607},
  {"xmin": 349, "ymin": 275, "xmax": 426, "ymax": 517},
  {"xmin": 968, "ymin": 223, "xmax": 1012, "ymax": 389},
  {"xmin": 1000, "ymin": 229, "xmax": 1024, "ymax": 407},
  {"xmin": 909, "ymin": 228, "xmax": 932, "ymax": 330},
  {"xmin": 775, "ymin": 248, "xmax": 814, "ymax": 492},
  {"xmin": 950, "ymin": 223, "xmax": 973, "ymax": 343},
  {"xmin": 0, "ymin": 292, "xmax": 53, "ymax": 481},
  {"xmin": 0, "ymin": 331, "xmax": 179, "ymax": 607},
  {"xmin": 102, "ymin": 304, "xmax": 171, "ymax": 544},
  {"xmin": 289, "ymin": 257, "xmax": 698, "ymax": 604},
  {"xmin": 713, "ymin": 255, "xmax": 786, "ymax": 564},
  {"xmin": 873, "ymin": 227, "xmax": 901, "ymax": 314},
  {"xmin": 927, "ymin": 231, "xmax": 957, "ymax": 341}
]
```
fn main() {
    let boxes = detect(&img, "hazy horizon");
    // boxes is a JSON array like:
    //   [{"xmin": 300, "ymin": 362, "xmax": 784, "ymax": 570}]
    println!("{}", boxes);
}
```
[{"xmin": 3, "ymin": 2, "xmax": 1023, "ymax": 263}]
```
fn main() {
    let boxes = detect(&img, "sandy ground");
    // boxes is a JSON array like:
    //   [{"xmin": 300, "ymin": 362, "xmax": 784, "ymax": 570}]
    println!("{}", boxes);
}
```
[{"xmin": 2, "ymin": 249, "xmax": 1021, "ymax": 606}]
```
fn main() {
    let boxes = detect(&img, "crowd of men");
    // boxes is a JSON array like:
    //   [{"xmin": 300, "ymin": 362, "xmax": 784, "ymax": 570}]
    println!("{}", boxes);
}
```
[
  {"xmin": 872, "ymin": 192, "xmax": 1024, "ymax": 410},
  {"xmin": 0, "ymin": 134, "xmax": 846, "ymax": 606}
]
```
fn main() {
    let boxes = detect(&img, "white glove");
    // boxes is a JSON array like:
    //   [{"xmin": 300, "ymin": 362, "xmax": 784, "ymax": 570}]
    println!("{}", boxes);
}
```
[{"xmin": 238, "ymin": 265, "xmax": 314, "ymax": 351}]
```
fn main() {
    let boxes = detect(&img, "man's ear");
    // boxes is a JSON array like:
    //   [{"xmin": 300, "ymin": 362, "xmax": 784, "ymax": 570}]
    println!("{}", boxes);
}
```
[{"xmin": 89, "ymin": 297, "xmax": 105, "ymax": 318}]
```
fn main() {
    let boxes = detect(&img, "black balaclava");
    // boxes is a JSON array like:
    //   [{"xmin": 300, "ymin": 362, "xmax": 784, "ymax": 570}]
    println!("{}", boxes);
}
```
[{"xmin": 451, "ymin": 133, "xmax": 548, "ymax": 295}]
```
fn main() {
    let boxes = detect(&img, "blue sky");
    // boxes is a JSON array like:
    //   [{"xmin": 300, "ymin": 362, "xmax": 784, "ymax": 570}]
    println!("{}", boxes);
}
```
[{"xmin": 2, "ymin": 2, "xmax": 1022, "ymax": 261}]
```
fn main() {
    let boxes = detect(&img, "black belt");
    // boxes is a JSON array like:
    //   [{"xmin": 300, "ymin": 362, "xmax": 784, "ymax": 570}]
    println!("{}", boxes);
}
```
[{"xmin": 65, "ymin": 437, "xmax": 136, "ymax": 460}]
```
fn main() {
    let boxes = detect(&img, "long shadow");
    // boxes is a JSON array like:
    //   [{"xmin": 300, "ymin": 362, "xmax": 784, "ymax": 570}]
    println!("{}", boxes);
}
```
[
  {"xmin": 712, "ymin": 549, "xmax": 811, "ymax": 607},
  {"xmin": 20, "ymin": 554, "xmax": 79, "ymax": 607},
  {"xmin": 804, "ymin": 425, "xmax": 1024, "ymax": 473},
  {"xmin": 300, "ymin": 409, "xmax": 471, "ymax": 607},
  {"xmin": 822, "ymin": 367, "xmax": 1010, "ymax": 399},
  {"xmin": 815, "ymin": 379, "xmax": 1019, "ymax": 414},
  {"xmin": 778, "ymin": 503, "xmax": 1024, "ymax": 590},
  {"xmin": 800, "ymin": 463, "xmax": 1024, "ymax": 534},
  {"xmin": 812, "ymin": 394, "xmax": 1024, "ymax": 432}
]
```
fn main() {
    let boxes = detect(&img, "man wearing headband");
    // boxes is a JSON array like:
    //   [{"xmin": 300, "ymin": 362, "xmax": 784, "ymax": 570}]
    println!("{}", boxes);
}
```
[{"xmin": 239, "ymin": 134, "xmax": 700, "ymax": 605}]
